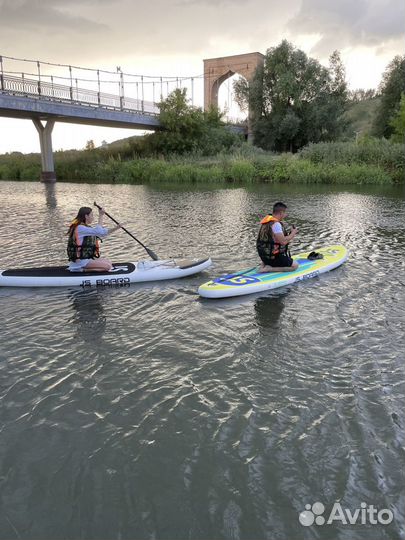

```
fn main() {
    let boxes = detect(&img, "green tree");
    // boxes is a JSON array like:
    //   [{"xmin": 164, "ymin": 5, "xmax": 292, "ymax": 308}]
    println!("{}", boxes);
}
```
[
  {"xmin": 390, "ymin": 93, "xmax": 405, "ymax": 143},
  {"xmin": 233, "ymin": 77, "xmax": 250, "ymax": 113},
  {"xmin": 317, "ymin": 49, "xmax": 349, "ymax": 141},
  {"xmin": 85, "ymin": 139, "xmax": 95, "ymax": 150},
  {"xmin": 349, "ymin": 88, "xmax": 377, "ymax": 102},
  {"xmin": 151, "ymin": 88, "xmax": 204, "ymax": 154},
  {"xmin": 372, "ymin": 55, "xmax": 405, "ymax": 138},
  {"xmin": 203, "ymin": 104, "xmax": 225, "ymax": 126},
  {"xmin": 139, "ymin": 88, "xmax": 240, "ymax": 156},
  {"xmin": 234, "ymin": 40, "xmax": 348, "ymax": 152}
]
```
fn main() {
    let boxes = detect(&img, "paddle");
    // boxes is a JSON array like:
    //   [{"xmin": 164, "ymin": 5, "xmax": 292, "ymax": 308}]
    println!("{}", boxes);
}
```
[{"xmin": 94, "ymin": 202, "xmax": 159, "ymax": 261}]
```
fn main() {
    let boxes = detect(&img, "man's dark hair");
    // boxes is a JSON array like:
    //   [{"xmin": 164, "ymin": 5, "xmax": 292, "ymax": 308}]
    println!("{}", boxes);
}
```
[{"xmin": 273, "ymin": 202, "xmax": 287, "ymax": 214}]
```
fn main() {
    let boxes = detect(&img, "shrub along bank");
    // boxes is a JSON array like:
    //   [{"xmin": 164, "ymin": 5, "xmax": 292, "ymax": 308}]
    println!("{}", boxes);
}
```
[{"xmin": 0, "ymin": 139, "xmax": 403, "ymax": 185}]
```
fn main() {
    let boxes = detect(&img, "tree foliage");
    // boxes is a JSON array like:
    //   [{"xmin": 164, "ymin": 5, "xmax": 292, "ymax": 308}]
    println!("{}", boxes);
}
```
[
  {"xmin": 372, "ymin": 56, "xmax": 405, "ymax": 138},
  {"xmin": 233, "ymin": 40, "xmax": 348, "ymax": 152},
  {"xmin": 389, "ymin": 93, "xmax": 405, "ymax": 143},
  {"xmin": 348, "ymin": 88, "xmax": 377, "ymax": 102},
  {"xmin": 85, "ymin": 139, "xmax": 95, "ymax": 150},
  {"xmin": 130, "ymin": 88, "xmax": 241, "ymax": 156}
]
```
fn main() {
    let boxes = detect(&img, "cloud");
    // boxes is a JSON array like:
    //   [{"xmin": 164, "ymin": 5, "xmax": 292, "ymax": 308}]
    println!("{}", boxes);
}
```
[
  {"xmin": 0, "ymin": 0, "xmax": 299, "ymax": 66},
  {"xmin": 0, "ymin": 0, "xmax": 403, "ymax": 78},
  {"xmin": 0, "ymin": 0, "xmax": 109, "ymax": 32},
  {"xmin": 287, "ymin": 0, "xmax": 405, "ymax": 57}
]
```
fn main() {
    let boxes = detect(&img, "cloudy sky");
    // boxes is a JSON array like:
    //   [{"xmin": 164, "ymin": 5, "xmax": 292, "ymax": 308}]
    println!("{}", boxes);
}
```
[{"xmin": 0, "ymin": 0, "xmax": 404, "ymax": 153}]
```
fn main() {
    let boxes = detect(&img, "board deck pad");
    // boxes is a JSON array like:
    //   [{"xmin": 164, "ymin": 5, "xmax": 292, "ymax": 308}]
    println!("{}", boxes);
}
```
[
  {"xmin": 198, "ymin": 245, "xmax": 348, "ymax": 299},
  {"xmin": 2, "ymin": 263, "xmax": 136, "ymax": 277}
]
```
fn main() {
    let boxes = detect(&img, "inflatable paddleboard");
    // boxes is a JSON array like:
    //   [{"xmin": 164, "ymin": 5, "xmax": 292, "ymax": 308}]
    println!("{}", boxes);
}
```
[
  {"xmin": 198, "ymin": 245, "xmax": 347, "ymax": 299},
  {"xmin": 0, "ymin": 258, "xmax": 211, "ymax": 288}
]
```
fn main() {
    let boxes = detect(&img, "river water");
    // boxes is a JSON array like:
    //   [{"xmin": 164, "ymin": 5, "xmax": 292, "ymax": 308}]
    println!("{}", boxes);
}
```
[{"xmin": 0, "ymin": 180, "xmax": 404, "ymax": 540}]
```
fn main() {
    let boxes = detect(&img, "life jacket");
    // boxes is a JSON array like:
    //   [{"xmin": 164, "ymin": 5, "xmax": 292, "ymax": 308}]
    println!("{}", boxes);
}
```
[
  {"xmin": 256, "ymin": 215, "xmax": 289, "ymax": 258},
  {"xmin": 67, "ymin": 225, "xmax": 101, "ymax": 262}
]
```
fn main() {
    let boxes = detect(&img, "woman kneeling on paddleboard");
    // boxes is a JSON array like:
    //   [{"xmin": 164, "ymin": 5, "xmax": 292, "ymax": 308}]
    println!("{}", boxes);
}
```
[
  {"xmin": 257, "ymin": 202, "xmax": 299, "ymax": 273},
  {"xmin": 67, "ymin": 206, "xmax": 122, "ymax": 272}
]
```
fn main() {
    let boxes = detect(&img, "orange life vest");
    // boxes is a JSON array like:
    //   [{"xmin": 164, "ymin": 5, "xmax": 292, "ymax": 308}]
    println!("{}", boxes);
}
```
[{"xmin": 257, "ymin": 215, "xmax": 289, "ymax": 257}]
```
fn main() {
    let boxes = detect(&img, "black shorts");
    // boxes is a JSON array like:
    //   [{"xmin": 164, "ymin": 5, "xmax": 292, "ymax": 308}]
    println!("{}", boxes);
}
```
[{"xmin": 258, "ymin": 250, "xmax": 293, "ymax": 268}]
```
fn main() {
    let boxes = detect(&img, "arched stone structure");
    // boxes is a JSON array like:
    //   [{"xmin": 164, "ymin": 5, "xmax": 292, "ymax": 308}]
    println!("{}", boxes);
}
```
[{"xmin": 203, "ymin": 52, "xmax": 264, "ymax": 138}]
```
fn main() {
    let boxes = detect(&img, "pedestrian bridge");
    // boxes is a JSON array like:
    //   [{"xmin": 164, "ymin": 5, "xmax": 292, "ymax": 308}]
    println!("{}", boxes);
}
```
[
  {"xmin": 0, "ymin": 53, "xmax": 251, "ymax": 181},
  {"xmin": 0, "ymin": 55, "xmax": 169, "ymax": 181},
  {"xmin": 0, "ymin": 73, "xmax": 160, "ymax": 129}
]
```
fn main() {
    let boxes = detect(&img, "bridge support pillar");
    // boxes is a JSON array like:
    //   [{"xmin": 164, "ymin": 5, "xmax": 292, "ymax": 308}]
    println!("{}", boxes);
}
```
[{"xmin": 33, "ymin": 119, "xmax": 56, "ymax": 182}]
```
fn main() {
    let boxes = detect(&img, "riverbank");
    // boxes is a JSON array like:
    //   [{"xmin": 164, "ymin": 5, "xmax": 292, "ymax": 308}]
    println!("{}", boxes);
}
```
[{"xmin": 0, "ymin": 139, "xmax": 403, "ymax": 185}]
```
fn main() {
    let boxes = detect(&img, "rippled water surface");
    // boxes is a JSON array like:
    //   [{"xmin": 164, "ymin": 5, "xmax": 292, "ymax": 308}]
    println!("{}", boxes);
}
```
[{"xmin": 0, "ymin": 180, "xmax": 404, "ymax": 540}]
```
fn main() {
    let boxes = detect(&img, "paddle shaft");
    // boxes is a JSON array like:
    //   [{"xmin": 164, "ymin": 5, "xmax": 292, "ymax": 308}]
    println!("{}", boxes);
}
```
[{"xmin": 94, "ymin": 202, "xmax": 159, "ymax": 260}]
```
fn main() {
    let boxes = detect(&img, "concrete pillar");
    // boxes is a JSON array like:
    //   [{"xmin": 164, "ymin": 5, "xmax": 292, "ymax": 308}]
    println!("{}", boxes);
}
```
[{"xmin": 33, "ymin": 118, "xmax": 56, "ymax": 182}]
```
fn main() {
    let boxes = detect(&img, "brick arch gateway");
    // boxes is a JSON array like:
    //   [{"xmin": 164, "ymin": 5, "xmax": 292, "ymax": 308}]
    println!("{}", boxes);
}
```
[{"xmin": 203, "ymin": 52, "xmax": 264, "ymax": 139}]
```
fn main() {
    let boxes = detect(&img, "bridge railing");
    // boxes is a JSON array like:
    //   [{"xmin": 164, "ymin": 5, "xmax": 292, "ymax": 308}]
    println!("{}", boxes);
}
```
[{"xmin": 0, "ymin": 74, "xmax": 159, "ymax": 116}]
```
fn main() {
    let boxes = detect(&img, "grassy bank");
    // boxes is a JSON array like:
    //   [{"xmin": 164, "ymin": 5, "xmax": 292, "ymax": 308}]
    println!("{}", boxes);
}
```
[{"xmin": 0, "ymin": 139, "xmax": 403, "ymax": 185}]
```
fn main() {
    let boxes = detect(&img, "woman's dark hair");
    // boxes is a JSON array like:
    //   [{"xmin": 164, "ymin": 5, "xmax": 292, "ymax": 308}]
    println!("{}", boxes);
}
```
[{"xmin": 67, "ymin": 206, "xmax": 93, "ymax": 236}]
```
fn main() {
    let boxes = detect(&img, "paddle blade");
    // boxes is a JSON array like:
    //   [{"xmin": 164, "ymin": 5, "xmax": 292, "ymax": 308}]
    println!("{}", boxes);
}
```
[{"xmin": 146, "ymin": 248, "xmax": 159, "ymax": 261}]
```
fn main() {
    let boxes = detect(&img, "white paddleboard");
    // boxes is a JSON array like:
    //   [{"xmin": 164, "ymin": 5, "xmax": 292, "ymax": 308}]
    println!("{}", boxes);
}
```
[{"xmin": 0, "ymin": 258, "xmax": 212, "ymax": 288}]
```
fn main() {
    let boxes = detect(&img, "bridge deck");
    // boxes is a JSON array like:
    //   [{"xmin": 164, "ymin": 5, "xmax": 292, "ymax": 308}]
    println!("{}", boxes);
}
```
[{"xmin": 0, "ymin": 74, "xmax": 161, "ymax": 129}]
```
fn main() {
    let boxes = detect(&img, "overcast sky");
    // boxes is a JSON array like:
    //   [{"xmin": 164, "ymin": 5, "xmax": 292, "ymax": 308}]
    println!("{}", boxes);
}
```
[{"xmin": 0, "ymin": 0, "xmax": 404, "ymax": 153}]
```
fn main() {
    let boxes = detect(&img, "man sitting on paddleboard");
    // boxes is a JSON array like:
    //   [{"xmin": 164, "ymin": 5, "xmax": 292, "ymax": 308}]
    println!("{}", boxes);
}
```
[
  {"xmin": 67, "ymin": 206, "xmax": 122, "ymax": 272},
  {"xmin": 257, "ymin": 202, "xmax": 299, "ymax": 273}
]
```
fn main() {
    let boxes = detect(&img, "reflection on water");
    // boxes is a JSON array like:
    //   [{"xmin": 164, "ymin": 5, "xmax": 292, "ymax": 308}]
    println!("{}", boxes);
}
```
[
  {"xmin": 43, "ymin": 182, "xmax": 57, "ymax": 209},
  {"xmin": 0, "ymin": 180, "xmax": 404, "ymax": 540},
  {"xmin": 69, "ymin": 289, "xmax": 106, "ymax": 343},
  {"xmin": 254, "ymin": 293, "xmax": 286, "ymax": 335}
]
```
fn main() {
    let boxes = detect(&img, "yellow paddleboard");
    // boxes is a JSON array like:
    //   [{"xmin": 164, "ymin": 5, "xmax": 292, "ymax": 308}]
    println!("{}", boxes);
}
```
[{"xmin": 198, "ymin": 245, "xmax": 348, "ymax": 299}]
